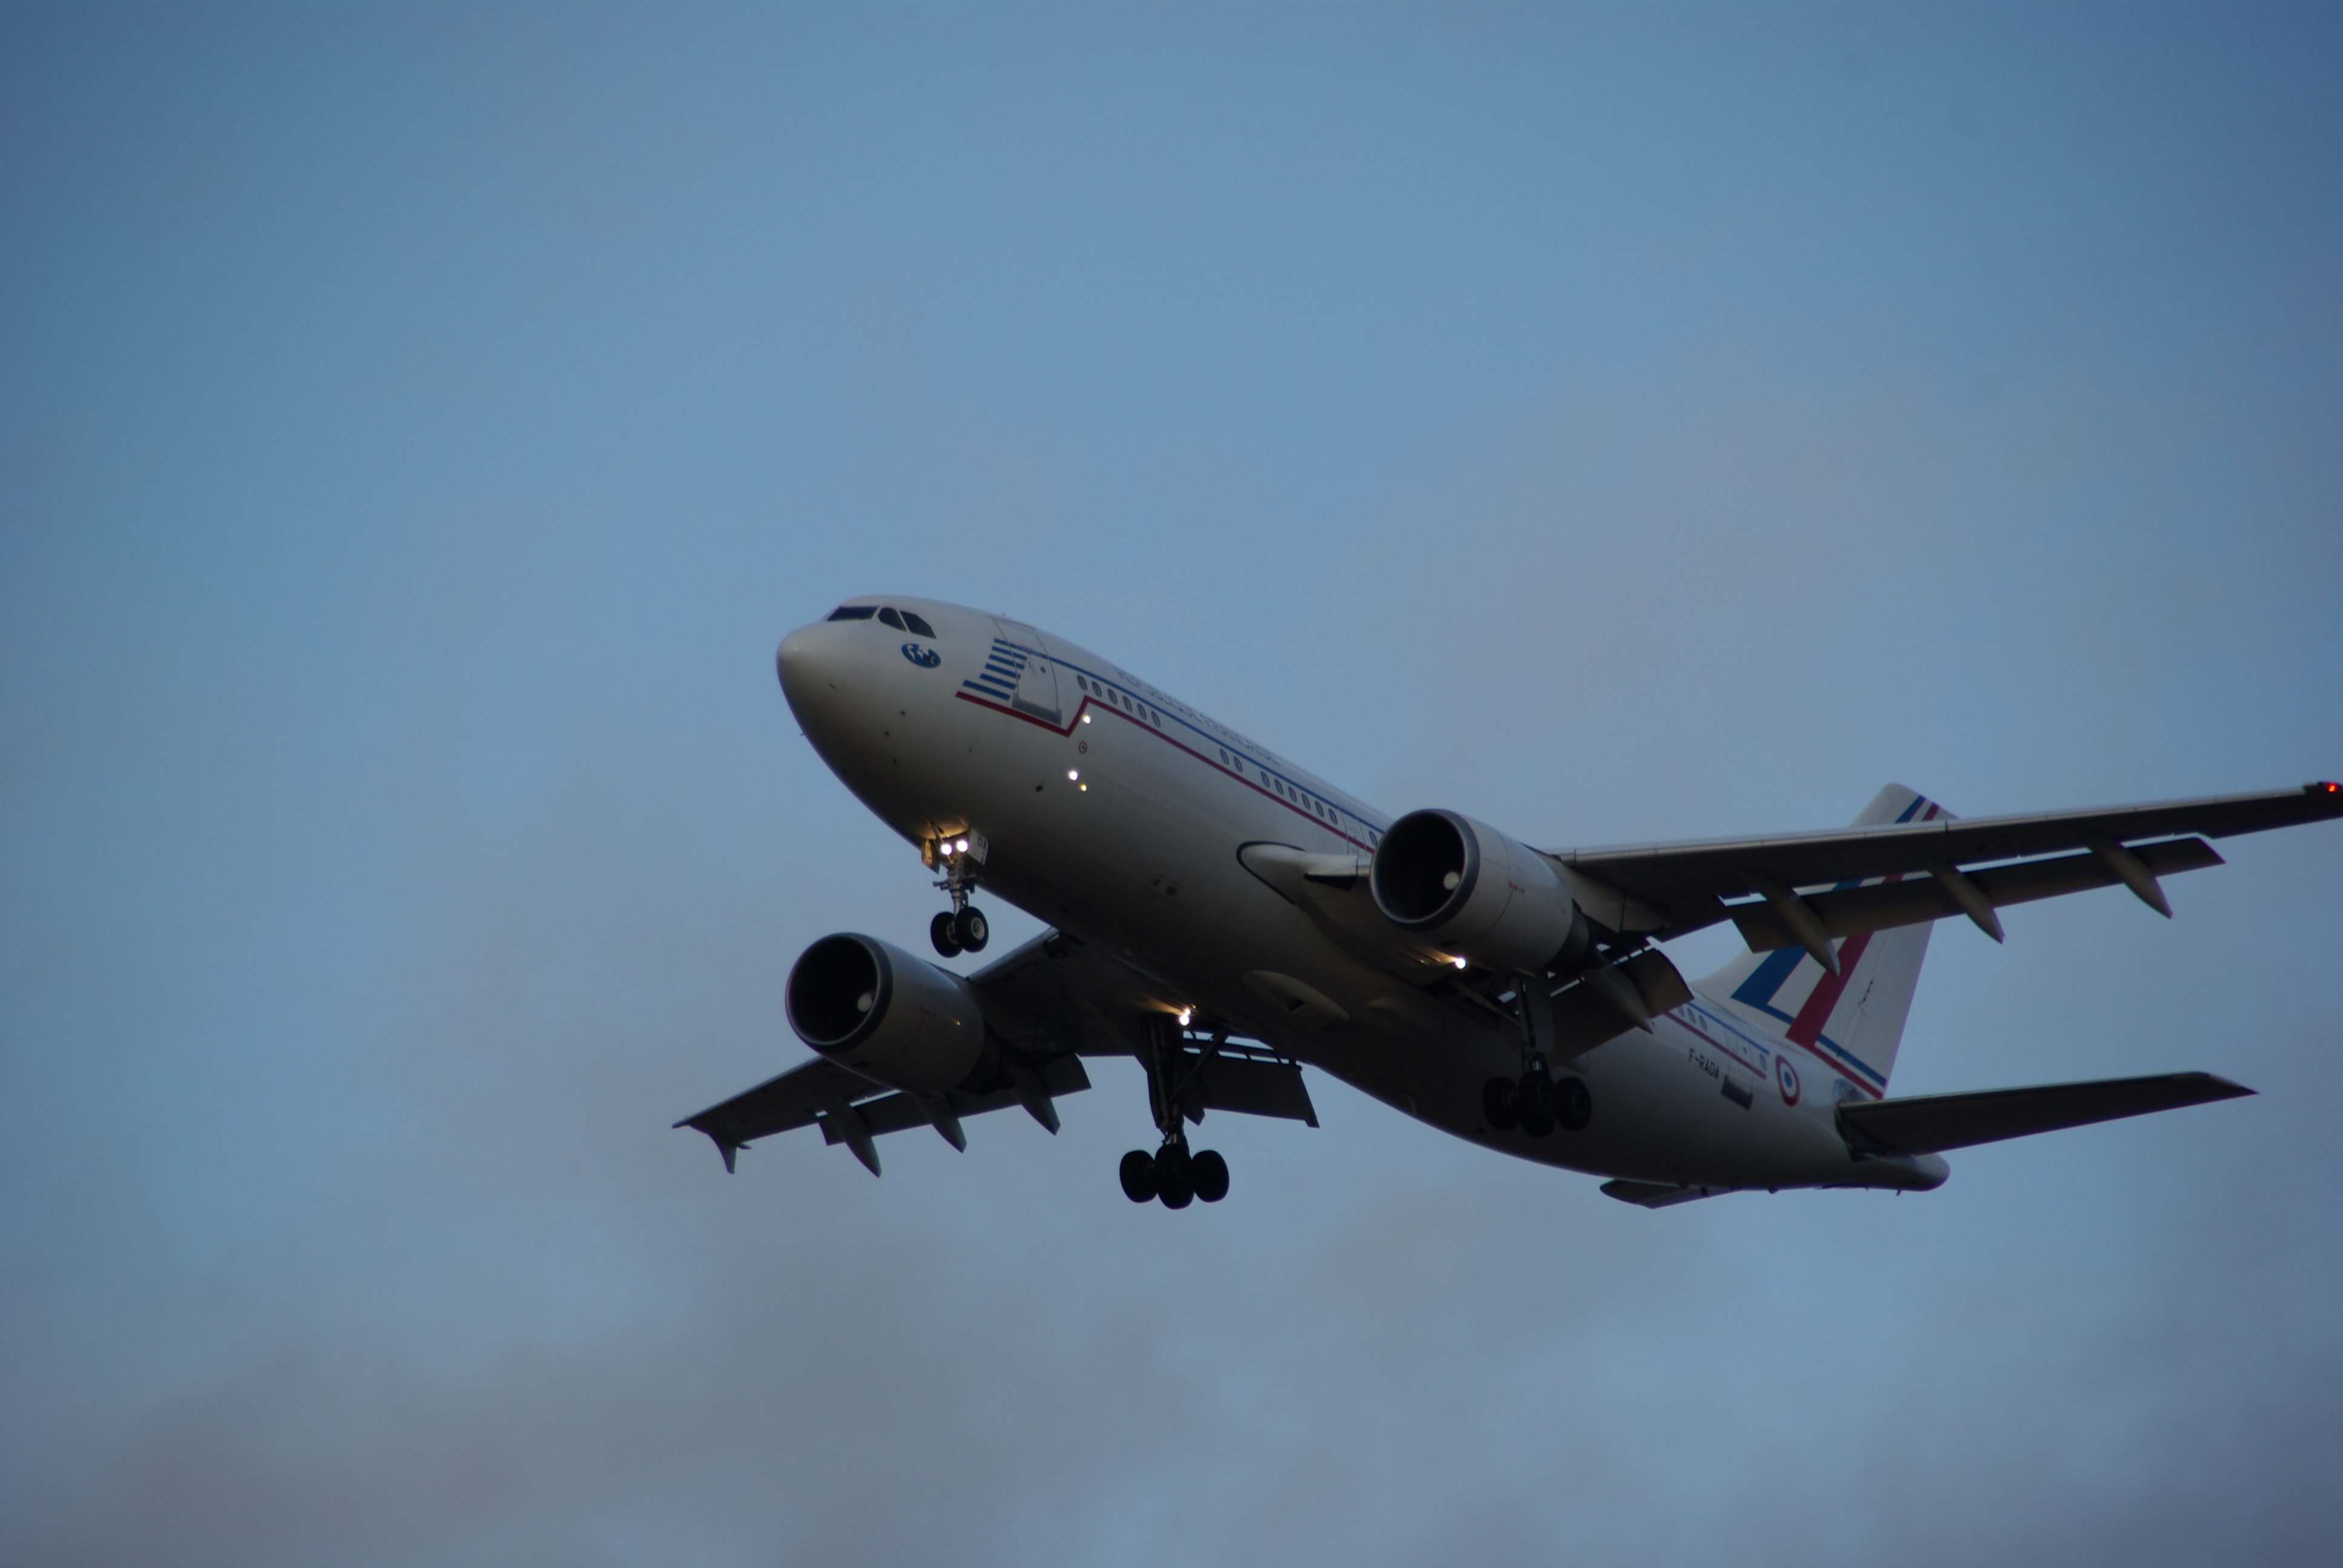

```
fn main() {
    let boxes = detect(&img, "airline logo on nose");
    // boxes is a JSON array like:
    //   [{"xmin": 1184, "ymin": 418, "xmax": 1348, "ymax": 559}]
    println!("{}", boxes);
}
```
[{"xmin": 901, "ymin": 642, "xmax": 941, "ymax": 668}]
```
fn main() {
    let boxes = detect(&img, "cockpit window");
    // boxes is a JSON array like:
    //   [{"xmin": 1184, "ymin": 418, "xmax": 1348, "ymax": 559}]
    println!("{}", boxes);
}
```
[
  {"xmin": 900, "ymin": 610, "xmax": 936, "ymax": 638},
  {"xmin": 827, "ymin": 605, "xmax": 877, "ymax": 621},
  {"xmin": 877, "ymin": 607, "xmax": 906, "ymax": 630}
]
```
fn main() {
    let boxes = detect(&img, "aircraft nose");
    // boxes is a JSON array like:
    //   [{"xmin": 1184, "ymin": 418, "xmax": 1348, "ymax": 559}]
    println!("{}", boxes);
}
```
[
  {"xmin": 776, "ymin": 624, "xmax": 816, "ymax": 689},
  {"xmin": 776, "ymin": 622, "xmax": 845, "ymax": 724}
]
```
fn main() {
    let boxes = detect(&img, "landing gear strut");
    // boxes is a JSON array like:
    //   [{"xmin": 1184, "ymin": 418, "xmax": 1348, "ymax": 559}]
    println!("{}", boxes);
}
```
[{"xmin": 1119, "ymin": 1018, "xmax": 1230, "ymax": 1208}]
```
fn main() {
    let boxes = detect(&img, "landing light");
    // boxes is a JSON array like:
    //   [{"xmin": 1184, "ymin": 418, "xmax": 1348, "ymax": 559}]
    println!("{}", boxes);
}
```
[
  {"xmin": 1450, "ymin": 955, "xmax": 1469, "ymax": 970},
  {"xmin": 1067, "ymin": 769, "xmax": 1080, "ymax": 781},
  {"xmin": 1177, "ymin": 1008, "xmax": 1193, "ymax": 1027},
  {"xmin": 955, "ymin": 837, "xmax": 970, "ymax": 852},
  {"xmin": 1082, "ymin": 714, "xmax": 1092, "ymax": 724}
]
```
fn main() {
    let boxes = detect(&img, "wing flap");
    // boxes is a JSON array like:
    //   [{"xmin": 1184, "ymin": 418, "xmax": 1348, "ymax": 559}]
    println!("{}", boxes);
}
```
[
  {"xmin": 673, "ymin": 1056, "xmax": 891, "ymax": 1149},
  {"xmin": 1159, "ymin": 1046, "xmax": 1319, "ymax": 1126},
  {"xmin": 1835, "ymin": 1071, "xmax": 2252, "ymax": 1157},
  {"xmin": 815, "ymin": 1054, "xmax": 1093, "ymax": 1145},
  {"xmin": 1726, "ymin": 837, "xmax": 2224, "ymax": 950}
]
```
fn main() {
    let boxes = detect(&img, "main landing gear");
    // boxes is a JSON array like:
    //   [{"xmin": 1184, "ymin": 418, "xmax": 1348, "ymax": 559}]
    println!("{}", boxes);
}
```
[
  {"xmin": 1118, "ymin": 1140, "xmax": 1230, "ymax": 1208},
  {"xmin": 1483, "ymin": 972, "xmax": 1592, "ymax": 1137},
  {"xmin": 1483, "ymin": 1068, "xmax": 1591, "ymax": 1136},
  {"xmin": 1120, "ymin": 1018, "xmax": 1230, "ymax": 1209}
]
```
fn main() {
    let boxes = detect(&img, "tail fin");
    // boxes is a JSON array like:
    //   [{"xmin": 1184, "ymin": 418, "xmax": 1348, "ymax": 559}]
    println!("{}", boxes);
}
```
[{"xmin": 1693, "ymin": 785, "xmax": 1945, "ymax": 1096}]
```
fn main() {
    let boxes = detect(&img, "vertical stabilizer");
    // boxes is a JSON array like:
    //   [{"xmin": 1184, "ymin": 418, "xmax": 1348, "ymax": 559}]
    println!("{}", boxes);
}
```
[{"xmin": 1693, "ymin": 785, "xmax": 1944, "ymax": 1096}]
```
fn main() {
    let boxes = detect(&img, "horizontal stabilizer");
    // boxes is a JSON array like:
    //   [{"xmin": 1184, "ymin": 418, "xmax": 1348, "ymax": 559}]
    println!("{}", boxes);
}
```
[{"xmin": 1837, "ymin": 1071, "xmax": 2252, "ymax": 1157}]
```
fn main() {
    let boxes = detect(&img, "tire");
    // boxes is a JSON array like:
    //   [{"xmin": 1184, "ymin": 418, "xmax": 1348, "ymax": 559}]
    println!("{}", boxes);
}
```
[
  {"xmin": 1517, "ymin": 1074, "xmax": 1556, "ymax": 1138},
  {"xmin": 1191, "ymin": 1149, "xmax": 1230, "ymax": 1203},
  {"xmin": 1118, "ymin": 1149, "xmax": 1157, "ymax": 1203},
  {"xmin": 1482, "ymin": 1076, "xmax": 1520, "ymax": 1131},
  {"xmin": 1556, "ymin": 1076, "xmax": 1592, "ymax": 1132},
  {"xmin": 954, "ymin": 906, "xmax": 990, "ymax": 952},
  {"xmin": 1155, "ymin": 1143, "xmax": 1194, "ymax": 1209},
  {"xmin": 929, "ymin": 910, "xmax": 962, "ymax": 958}
]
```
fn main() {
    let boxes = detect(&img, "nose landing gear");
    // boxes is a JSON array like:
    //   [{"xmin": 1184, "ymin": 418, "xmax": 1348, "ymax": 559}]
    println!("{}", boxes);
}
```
[
  {"xmin": 930, "ymin": 905, "xmax": 988, "ymax": 957},
  {"xmin": 928, "ymin": 836, "xmax": 990, "ymax": 957}
]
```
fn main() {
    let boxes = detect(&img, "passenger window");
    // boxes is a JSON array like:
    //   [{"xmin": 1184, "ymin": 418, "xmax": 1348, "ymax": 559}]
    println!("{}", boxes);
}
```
[
  {"xmin": 900, "ymin": 611, "xmax": 936, "ymax": 638},
  {"xmin": 827, "ymin": 605, "xmax": 877, "ymax": 621},
  {"xmin": 877, "ymin": 607, "xmax": 906, "ymax": 630}
]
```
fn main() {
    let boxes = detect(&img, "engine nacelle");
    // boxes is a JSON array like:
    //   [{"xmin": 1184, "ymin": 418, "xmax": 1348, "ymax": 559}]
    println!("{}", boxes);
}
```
[
  {"xmin": 1371, "ymin": 809, "xmax": 1590, "ymax": 975},
  {"xmin": 786, "ymin": 933, "xmax": 991, "ymax": 1096}
]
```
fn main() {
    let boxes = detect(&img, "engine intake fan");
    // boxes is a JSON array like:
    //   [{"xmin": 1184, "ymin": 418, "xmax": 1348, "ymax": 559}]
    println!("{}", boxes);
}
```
[
  {"xmin": 1371, "ymin": 809, "xmax": 1590, "ymax": 976},
  {"xmin": 787, "ymin": 933, "xmax": 993, "ymax": 1096}
]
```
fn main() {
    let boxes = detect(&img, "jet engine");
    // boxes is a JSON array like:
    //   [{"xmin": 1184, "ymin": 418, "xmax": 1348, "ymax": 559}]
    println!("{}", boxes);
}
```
[
  {"xmin": 1371, "ymin": 809, "xmax": 1590, "ymax": 975},
  {"xmin": 786, "ymin": 933, "xmax": 992, "ymax": 1095}
]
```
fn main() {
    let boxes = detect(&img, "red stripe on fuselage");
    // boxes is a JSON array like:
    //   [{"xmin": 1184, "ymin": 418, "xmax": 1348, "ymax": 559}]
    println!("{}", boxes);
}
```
[
  {"xmin": 952, "ymin": 688, "xmax": 1375, "ymax": 852},
  {"xmin": 1781, "ymin": 802, "xmax": 1939, "ymax": 1049},
  {"xmin": 1784, "ymin": 932, "xmax": 1871, "ymax": 1047}
]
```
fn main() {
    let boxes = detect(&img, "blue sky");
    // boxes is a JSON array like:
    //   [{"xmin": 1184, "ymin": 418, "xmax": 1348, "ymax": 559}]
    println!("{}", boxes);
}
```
[{"xmin": 5, "ymin": 5, "xmax": 2341, "ymax": 1564}]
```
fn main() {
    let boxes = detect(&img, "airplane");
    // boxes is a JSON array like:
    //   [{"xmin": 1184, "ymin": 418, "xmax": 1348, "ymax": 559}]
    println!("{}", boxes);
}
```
[{"xmin": 677, "ymin": 596, "xmax": 2342, "ymax": 1209}]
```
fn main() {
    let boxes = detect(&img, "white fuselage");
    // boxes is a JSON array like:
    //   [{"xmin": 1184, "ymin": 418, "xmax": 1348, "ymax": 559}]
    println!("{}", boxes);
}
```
[{"xmin": 778, "ymin": 598, "xmax": 1942, "ymax": 1194}]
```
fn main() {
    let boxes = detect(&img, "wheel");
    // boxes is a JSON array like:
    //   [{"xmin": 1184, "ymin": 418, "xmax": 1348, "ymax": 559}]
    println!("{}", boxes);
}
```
[
  {"xmin": 929, "ymin": 910, "xmax": 962, "ymax": 958},
  {"xmin": 1517, "ymin": 1074, "xmax": 1556, "ymax": 1138},
  {"xmin": 1155, "ymin": 1143, "xmax": 1194, "ymax": 1209},
  {"xmin": 1482, "ymin": 1076, "xmax": 1520, "ymax": 1131},
  {"xmin": 1556, "ymin": 1076, "xmax": 1592, "ymax": 1132},
  {"xmin": 1118, "ymin": 1149, "xmax": 1157, "ymax": 1203},
  {"xmin": 954, "ymin": 906, "xmax": 990, "ymax": 952},
  {"xmin": 1191, "ymin": 1149, "xmax": 1230, "ymax": 1203}
]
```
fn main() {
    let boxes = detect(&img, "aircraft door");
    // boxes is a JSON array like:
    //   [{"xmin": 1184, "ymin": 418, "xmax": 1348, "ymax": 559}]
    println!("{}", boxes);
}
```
[{"xmin": 988, "ymin": 618, "xmax": 1063, "ymax": 725}]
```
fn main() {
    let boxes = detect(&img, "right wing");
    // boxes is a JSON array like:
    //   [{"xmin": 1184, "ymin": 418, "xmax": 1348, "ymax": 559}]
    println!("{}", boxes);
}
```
[{"xmin": 1547, "ymin": 782, "xmax": 2343, "ymax": 955}]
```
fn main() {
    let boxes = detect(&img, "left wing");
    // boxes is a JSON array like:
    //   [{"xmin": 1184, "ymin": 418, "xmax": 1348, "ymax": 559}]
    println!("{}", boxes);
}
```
[
  {"xmin": 675, "ymin": 929, "xmax": 1316, "ymax": 1175},
  {"xmin": 673, "ymin": 1051, "xmax": 1093, "ymax": 1176},
  {"xmin": 1548, "ymin": 781, "xmax": 2343, "ymax": 958}
]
